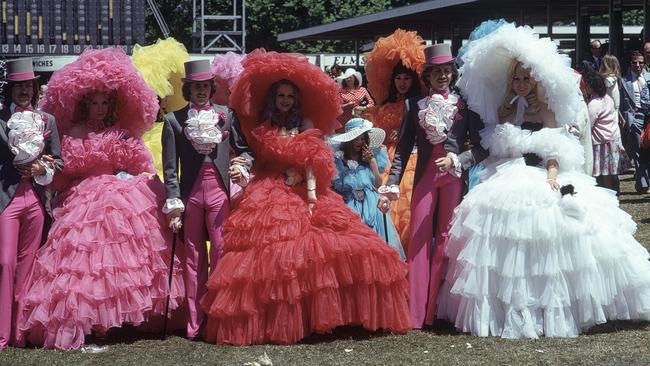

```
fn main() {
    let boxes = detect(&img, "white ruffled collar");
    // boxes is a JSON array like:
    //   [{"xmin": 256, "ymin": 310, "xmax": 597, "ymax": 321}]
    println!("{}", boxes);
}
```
[
  {"xmin": 7, "ymin": 111, "xmax": 46, "ymax": 164},
  {"xmin": 417, "ymin": 93, "xmax": 461, "ymax": 145},
  {"xmin": 184, "ymin": 108, "xmax": 224, "ymax": 146},
  {"xmin": 334, "ymin": 150, "xmax": 360, "ymax": 170}
]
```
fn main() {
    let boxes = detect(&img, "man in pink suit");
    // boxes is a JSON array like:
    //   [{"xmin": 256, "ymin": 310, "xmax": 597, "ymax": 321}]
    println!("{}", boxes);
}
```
[
  {"xmin": 162, "ymin": 59, "xmax": 253, "ymax": 339},
  {"xmin": 0, "ymin": 58, "xmax": 63, "ymax": 350}
]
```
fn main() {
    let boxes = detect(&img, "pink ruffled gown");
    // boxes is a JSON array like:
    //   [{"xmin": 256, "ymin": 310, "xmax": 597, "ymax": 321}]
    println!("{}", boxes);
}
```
[{"xmin": 19, "ymin": 128, "xmax": 184, "ymax": 350}]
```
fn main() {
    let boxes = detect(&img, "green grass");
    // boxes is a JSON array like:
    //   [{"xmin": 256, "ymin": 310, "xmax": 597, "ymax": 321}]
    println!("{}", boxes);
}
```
[{"xmin": 2, "ymin": 175, "xmax": 650, "ymax": 366}]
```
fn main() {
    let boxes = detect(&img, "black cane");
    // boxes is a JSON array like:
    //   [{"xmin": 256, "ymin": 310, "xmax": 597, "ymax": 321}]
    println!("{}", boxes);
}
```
[
  {"xmin": 382, "ymin": 212, "xmax": 389, "ymax": 243},
  {"xmin": 162, "ymin": 232, "xmax": 177, "ymax": 340}
]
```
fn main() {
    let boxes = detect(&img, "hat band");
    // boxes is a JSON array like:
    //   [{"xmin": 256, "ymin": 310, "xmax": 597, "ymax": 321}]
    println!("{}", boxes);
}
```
[
  {"xmin": 426, "ymin": 55, "xmax": 454, "ymax": 65},
  {"xmin": 185, "ymin": 71, "xmax": 213, "ymax": 81},
  {"xmin": 7, "ymin": 71, "xmax": 37, "ymax": 81}
]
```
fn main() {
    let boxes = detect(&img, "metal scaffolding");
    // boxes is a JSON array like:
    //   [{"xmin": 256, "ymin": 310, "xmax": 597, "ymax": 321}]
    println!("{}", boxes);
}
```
[{"xmin": 192, "ymin": 0, "xmax": 246, "ymax": 54}]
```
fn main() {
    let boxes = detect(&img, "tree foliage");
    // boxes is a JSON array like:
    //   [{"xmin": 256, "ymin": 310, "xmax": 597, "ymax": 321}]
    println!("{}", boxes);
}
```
[{"xmin": 146, "ymin": 0, "xmax": 413, "ymax": 53}]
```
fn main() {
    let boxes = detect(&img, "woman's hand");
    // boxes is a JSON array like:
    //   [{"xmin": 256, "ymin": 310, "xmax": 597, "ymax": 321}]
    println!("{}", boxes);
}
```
[
  {"xmin": 360, "ymin": 145, "xmax": 374, "ymax": 163},
  {"xmin": 342, "ymin": 102, "xmax": 355, "ymax": 110},
  {"xmin": 352, "ymin": 106, "xmax": 366, "ymax": 117},
  {"xmin": 434, "ymin": 156, "xmax": 454, "ymax": 173},
  {"xmin": 547, "ymin": 178, "xmax": 560, "ymax": 191},
  {"xmin": 15, "ymin": 160, "xmax": 46, "ymax": 177},
  {"xmin": 284, "ymin": 168, "xmax": 304, "ymax": 186},
  {"xmin": 377, "ymin": 195, "xmax": 391, "ymax": 213},
  {"xmin": 167, "ymin": 209, "xmax": 183, "ymax": 233},
  {"xmin": 388, "ymin": 129, "xmax": 399, "ymax": 143}
]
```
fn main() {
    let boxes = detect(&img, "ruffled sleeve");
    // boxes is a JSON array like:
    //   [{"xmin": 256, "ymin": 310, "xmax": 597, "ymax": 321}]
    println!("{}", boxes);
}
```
[
  {"xmin": 251, "ymin": 124, "xmax": 337, "ymax": 192},
  {"xmin": 113, "ymin": 136, "xmax": 156, "ymax": 175},
  {"xmin": 525, "ymin": 127, "xmax": 585, "ymax": 172},
  {"xmin": 332, "ymin": 150, "xmax": 347, "ymax": 193}
]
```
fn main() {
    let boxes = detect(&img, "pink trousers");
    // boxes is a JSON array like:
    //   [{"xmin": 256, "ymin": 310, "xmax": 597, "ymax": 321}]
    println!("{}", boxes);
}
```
[
  {"xmin": 408, "ymin": 144, "xmax": 462, "ymax": 329},
  {"xmin": 182, "ymin": 163, "xmax": 229, "ymax": 338},
  {"xmin": 0, "ymin": 180, "xmax": 44, "ymax": 350}
]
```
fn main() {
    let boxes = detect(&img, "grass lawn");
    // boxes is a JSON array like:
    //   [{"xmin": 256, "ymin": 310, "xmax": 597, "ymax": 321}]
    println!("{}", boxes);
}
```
[{"xmin": 2, "ymin": 175, "xmax": 649, "ymax": 366}]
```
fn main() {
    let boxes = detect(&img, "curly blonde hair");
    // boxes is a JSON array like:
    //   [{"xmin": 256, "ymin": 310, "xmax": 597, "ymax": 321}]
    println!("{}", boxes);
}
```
[{"xmin": 497, "ymin": 60, "xmax": 546, "ymax": 120}]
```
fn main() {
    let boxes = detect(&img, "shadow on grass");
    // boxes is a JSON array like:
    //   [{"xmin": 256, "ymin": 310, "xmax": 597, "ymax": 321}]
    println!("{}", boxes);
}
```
[
  {"xmin": 299, "ymin": 320, "xmax": 462, "ymax": 345},
  {"xmin": 619, "ymin": 198, "xmax": 650, "ymax": 205},
  {"xmin": 80, "ymin": 325, "xmax": 186, "ymax": 347},
  {"xmin": 299, "ymin": 326, "xmax": 399, "ymax": 344},
  {"xmin": 585, "ymin": 320, "xmax": 650, "ymax": 335}
]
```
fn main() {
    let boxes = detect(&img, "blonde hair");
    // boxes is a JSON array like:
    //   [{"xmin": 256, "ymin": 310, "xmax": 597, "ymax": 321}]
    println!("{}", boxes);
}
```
[
  {"xmin": 599, "ymin": 54, "xmax": 621, "ymax": 79},
  {"xmin": 497, "ymin": 60, "xmax": 545, "ymax": 120}
]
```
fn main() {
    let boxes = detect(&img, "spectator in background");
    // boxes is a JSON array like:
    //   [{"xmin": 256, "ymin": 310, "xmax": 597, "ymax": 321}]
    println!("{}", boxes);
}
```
[
  {"xmin": 584, "ymin": 70, "xmax": 625, "ymax": 194},
  {"xmin": 329, "ymin": 63, "xmax": 342, "ymax": 79},
  {"xmin": 600, "ymin": 55, "xmax": 623, "ymax": 124},
  {"xmin": 582, "ymin": 40, "xmax": 603, "ymax": 72},
  {"xmin": 336, "ymin": 67, "xmax": 375, "ymax": 125},
  {"xmin": 621, "ymin": 51, "xmax": 650, "ymax": 193}
]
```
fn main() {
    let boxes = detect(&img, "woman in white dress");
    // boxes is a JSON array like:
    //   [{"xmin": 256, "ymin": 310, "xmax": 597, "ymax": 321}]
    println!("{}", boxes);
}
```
[{"xmin": 436, "ymin": 23, "xmax": 650, "ymax": 339}]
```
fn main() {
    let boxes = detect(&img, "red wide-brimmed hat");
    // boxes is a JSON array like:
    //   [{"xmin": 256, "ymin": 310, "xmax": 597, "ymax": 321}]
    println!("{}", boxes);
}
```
[{"xmin": 6, "ymin": 58, "xmax": 39, "ymax": 82}]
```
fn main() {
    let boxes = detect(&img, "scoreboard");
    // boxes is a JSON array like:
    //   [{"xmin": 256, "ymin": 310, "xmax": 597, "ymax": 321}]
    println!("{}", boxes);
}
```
[{"xmin": 1, "ymin": 0, "xmax": 146, "ymax": 56}]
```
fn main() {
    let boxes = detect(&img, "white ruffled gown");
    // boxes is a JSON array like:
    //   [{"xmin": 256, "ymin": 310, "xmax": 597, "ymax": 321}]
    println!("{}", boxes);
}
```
[{"xmin": 437, "ymin": 122, "xmax": 650, "ymax": 338}]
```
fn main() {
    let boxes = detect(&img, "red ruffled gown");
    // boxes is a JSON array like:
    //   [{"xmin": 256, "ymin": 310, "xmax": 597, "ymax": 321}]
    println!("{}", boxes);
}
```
[
  {"xmin": 19, "ymin": 128, "xmax": 184, "ymax": 350},
  {"xmin": 201, "ymin": 123, "xmax": 410, "ymax": 345}
]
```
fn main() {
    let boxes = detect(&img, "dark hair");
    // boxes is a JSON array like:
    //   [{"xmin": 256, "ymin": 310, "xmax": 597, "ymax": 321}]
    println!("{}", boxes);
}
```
[
  {"xmin": 582, "ymin": 70, "xmax": 607, "ymax": 98},
  {"xmin": 342, "ymin": 72, "xmax": 360, "ymax": 89},
  {"xmin": 385, "ymin": 63, "xmax": 421, "ymax": 104},
  {"xmin": 421, "ymin": 62, "xmax": 458, "ymax": 89},
  {"xmin": 630, "ymin": 50, "xmax": 645, "ymax": 63},
  {"xmin": 182, "ymin": 79, "xmax": 217, "ymax": 102},
  {"xmin": 341, "ymin": 132, "xmax": 370, "ymax": 162},
  {"xmin": 261, "ymin": 79, "xmax": 303, "ymax": 129},
  {"xmin": 3, "ymin": 80, "xmax": 39, "ymax": 107}
]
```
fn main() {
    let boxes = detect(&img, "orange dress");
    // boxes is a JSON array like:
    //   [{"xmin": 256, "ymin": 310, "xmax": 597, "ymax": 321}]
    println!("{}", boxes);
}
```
[{"xmin": 365, "ymin": 101, "xmax": 417, "ymax": 256}]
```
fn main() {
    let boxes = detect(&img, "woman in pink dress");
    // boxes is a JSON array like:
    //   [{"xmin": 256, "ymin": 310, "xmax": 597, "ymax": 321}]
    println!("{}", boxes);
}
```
[
  {"xmin": 19, "ymin": 48, "xmax": 184, "ymax": 350},
  {"xmin": 200, "ymin": 49, "xmax": 410, "ymax": 345}
]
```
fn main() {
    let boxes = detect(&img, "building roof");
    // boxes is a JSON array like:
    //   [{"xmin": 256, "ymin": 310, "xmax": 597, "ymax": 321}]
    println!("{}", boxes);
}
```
[{"xmin": 277, "ymin": 0, "xmax": 630, "ymax": 42}]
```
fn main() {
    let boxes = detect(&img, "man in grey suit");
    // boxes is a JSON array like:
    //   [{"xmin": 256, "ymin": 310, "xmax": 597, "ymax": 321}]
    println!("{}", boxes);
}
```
[
  {"xmin": 161, "ymin": 59, "xmax": 253, "ymax": 339},
  {"xmin": 0, "ymin": 58, "xmax": 62, "ymax": 350},
  {"xmin": 621, "ymin": 51, "xmax": 650, "ymax": 193}
]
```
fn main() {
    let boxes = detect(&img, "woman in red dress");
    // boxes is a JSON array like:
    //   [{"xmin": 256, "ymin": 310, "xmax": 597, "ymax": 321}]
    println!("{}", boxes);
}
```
[{"xmin": 200, "ymin": 50, "xmax": 410, "ymax": 345}]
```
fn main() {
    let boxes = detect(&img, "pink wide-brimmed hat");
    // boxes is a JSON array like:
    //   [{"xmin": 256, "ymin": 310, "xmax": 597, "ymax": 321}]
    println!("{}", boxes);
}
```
[
  {"xmin": 6, "ymin": 58, "xmax": 39, "ymax": 82},
  {"xmin": 182, "ymin": 59, "xmax": 214, "ymax": 82},
  {"xmin": 424, "ymin": 44, "xmax": 455, "ymax": 66}
]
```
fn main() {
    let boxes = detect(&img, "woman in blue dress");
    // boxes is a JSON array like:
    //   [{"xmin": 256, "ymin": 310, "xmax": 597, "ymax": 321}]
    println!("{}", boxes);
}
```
[{"xmin": 330, "ymin": 118, "xmax": 405, "ymax": 259}]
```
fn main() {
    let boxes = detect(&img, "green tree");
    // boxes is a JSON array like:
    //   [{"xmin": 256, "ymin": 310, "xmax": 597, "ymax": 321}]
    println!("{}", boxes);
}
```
[{"xmin": 146, "ymin": 0, "xmax": 413, "ymax": 53}]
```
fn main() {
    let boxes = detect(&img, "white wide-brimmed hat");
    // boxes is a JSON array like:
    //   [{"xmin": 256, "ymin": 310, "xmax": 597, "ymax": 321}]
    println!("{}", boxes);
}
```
[
  {"xmin": 336, "ymin": 68, "xmax": 363, "ymax": 86},
  {"xmin": 328, "ymin": 118, "xmax": 385, "ymax": 148}
]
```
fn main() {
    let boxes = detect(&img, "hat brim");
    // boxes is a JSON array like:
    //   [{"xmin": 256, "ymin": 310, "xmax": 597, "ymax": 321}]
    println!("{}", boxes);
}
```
[
  {"xmin": 424, "ymin": 56, "xmax": 456, "ymax": 66},
  {"xmin": 329, "ymin": 127, "xmax": 385, "ymax": 148},
  {"xmin": 7, "ymin": 75, "xmax": 40, "ymax": 82},
  {"xmin": 182, "ymin": 76, "xmax": 214, "ymax": 83}
]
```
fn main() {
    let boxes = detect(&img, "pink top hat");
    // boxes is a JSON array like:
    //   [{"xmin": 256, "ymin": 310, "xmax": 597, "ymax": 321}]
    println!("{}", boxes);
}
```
[
  {"xmin": 6, "ymin": 58, "xmax": 39, "ymax": 82},
  {"xmin": 423, "ymin": 44, "xmax": 455, "ymax": 66},
  {"xmin": 183, "ymin": 59, "xmax": 214, "ymax": 82}
]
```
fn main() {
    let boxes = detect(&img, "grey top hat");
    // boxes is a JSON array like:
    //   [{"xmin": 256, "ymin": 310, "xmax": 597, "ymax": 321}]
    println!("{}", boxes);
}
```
[
  {"xmin": 6, "ymin": 58, "xmax": 39, "ymax": 82},
  {"xmin": 424, "ymin": 44, "xmax": 455, "ymax": 66},
  {"xmin": 183, "ymin": 59, "xmax": 214, "ymax": 82}
]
